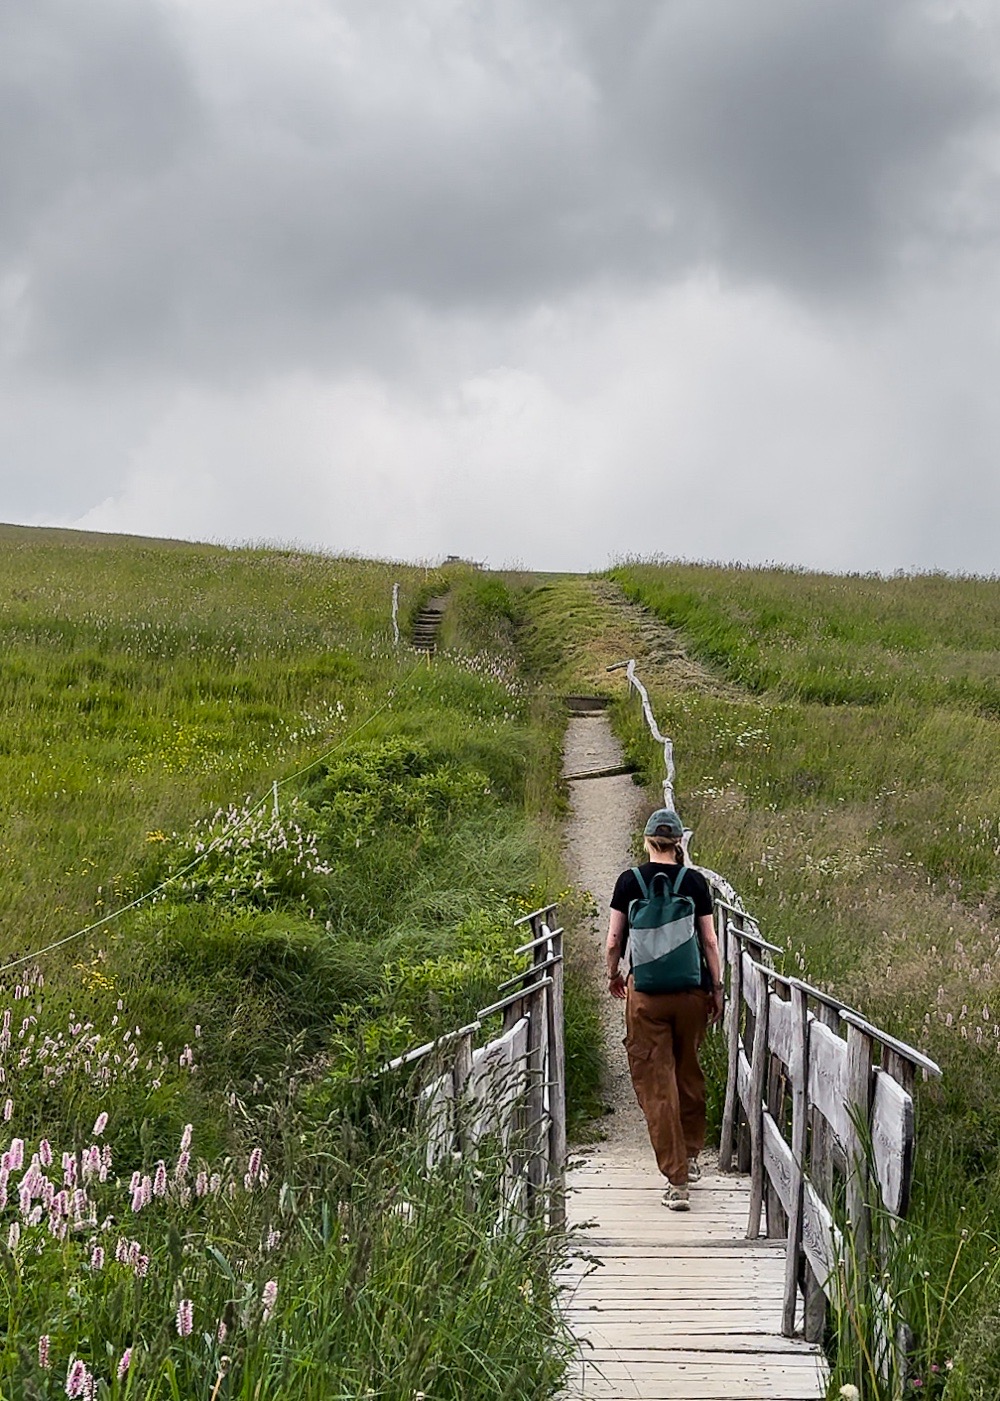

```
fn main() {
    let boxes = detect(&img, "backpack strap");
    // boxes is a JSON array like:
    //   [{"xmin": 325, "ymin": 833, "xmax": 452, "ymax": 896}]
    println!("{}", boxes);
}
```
[
  {"xmin": 671, "ymin": 865, "xmax": 690, "ymax": 896},
  {"xmin": 630, "ymin": 866, "xmax": 649, "ymax": 899}
]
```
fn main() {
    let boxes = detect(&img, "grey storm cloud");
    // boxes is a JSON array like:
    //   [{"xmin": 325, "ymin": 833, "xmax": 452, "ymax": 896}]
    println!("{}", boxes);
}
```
[
  {"xmin": 3, "ymin": 0, "xmax": 996, "ymax": 381},
  {"xmin": 3, "ymin": 0, "xmax": 1000, "ymax": 575}
]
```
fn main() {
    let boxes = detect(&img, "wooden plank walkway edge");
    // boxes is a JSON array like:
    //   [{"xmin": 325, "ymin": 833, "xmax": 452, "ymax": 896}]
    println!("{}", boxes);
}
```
[{"xmin": 561, "ymin": 1149, "xmax": 828, "ymax": 1401}]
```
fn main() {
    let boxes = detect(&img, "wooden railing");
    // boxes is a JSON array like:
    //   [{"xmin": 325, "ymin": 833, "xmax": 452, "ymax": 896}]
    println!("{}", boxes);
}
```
[
  {"xmin": 715, "ymin": 899, "xmax": 941, "ymax": 1344},
  {"xmin": 383, "ymin": 905, "xmax": 567, "ymax": 1226},
  {"xmin": 612, "ymin": 657, "xmax": 943, "ymax": 1353}
]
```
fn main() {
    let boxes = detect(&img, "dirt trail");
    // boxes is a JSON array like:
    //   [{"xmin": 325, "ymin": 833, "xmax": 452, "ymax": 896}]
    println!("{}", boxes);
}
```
[{"xmin": 561, "ymin": 713, "xmax": 651, "ymax": 1159}]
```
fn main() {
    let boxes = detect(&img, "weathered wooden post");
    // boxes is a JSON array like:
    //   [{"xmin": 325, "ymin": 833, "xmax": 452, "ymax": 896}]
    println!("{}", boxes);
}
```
[
  {"xmin": 846, "ymin": 1020, "xmax": 876, "ymax": 1268},
  {"xmin": 544, "ymin": 923, "xmax": 567, "ymax": 1229},
  {"xmin": 719, "ymin": 929, "xmax": 743, "ymax": 1171},
  {"xmin": 747, "ymin": 959, "xmax": 771, "ymax": 1239},
  {"xmin": 525, "ymin": 979, "xmax": 549, "ymax": 1215},
  {"xmin": 782, "ymin": 981, "xmax": 809, "ymax": 1337}
]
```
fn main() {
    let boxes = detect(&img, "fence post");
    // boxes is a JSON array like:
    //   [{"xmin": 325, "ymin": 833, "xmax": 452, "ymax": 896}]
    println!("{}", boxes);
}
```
[
  {"xmin": 719, "ymin": 930, "xmax": 742, "ymax": 1171},
  {"xmin": 782, "ymin": 982, "xmax": 809, "ymax": 1337},
  {"xmin": 525, "ymin": 980, "xmax": 549, "ymax": 1215},
  {"xmin": 746, "ymin": 961, "xmax": 770, "ymax": 1239},
  {"xmin": 544, "ymin": 924, "xmax": 567, "ymax": 1229},
  {"xmin": 846, "ymin": 1022, "xmax": 875, "ymax": 1268},
  {"xmin": 452, "ymin": 1027, "xmax": 476, "ymax": 1157}
]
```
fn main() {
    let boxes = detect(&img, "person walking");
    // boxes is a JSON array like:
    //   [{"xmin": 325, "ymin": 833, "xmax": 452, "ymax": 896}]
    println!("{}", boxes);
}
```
[{"xmin": 606, "ymin": 808, "xmax": 724, "ymax": 1210}]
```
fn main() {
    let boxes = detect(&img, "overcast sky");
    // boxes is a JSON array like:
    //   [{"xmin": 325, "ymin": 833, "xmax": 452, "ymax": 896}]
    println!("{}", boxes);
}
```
[{"xmin": 3, "ymin": 0, "xmax": 1000, "ymax": 573}]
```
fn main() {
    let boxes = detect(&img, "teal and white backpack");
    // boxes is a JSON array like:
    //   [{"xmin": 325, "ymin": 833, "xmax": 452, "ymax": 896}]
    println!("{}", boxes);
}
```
[{"xmin": 627, "ymin": 865, "xmax": 703, "ymax": 994}]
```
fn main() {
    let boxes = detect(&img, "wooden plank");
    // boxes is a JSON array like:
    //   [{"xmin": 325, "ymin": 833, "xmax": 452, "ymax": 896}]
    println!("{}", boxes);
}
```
[
  {"xmin": 736, "ymin": 1046, "xmax": 752, "ymax": 1116},
  {"xmin": 742, "ymin": 949, "xmax": 761, "ymax": 1015},
  {"xmin": 468, "ymin": 1016, "xmax": 527, "ymax": 1144},
  {"xmin": 871, "ymin": 1068, "xmax": 914, "ymax": 1217},
  {"xmin": 846, "ymin": 1021, "xmax": 875, "ymax": 1264},
  {"xmin": 569, "ymin": 1355, "xmax": 827, "ymax": 1399},
  {"xmin": 747, "ymin": 962, "xmax": 770, "ymax": 1238},
  {"xmin": 765, "ymin": 1052, "xmax": 788, "ymax": 1238},
  {"xmin": 807, "ymin": 1018, "xmax": 850, "ymax": 1146},
  {"xmin": 801, "ymin": 1180, "xmax": 840, "ymax": 1297},
  {"xmin": 768, "ymin": 992, "xmax": 795, "ymax": 1069},
  {"xmin": 420, "ymin": 1071, "xmax": 453, "ymax": 1168},
  {"xmin": 762, "ymin": 1113, "xmax": 795, "ymax": 1220}
]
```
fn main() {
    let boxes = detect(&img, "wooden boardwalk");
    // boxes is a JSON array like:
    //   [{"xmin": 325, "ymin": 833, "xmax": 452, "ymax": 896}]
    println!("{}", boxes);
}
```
[{"xmin": 560, "ymin": 1149, "xmax": 829, "ymax": 1400}]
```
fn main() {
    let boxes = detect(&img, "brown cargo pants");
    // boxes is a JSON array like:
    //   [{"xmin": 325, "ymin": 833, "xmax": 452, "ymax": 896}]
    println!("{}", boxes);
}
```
[{"xmin": 624, "ymin": 985, "xmax": 711, "ymax": 1186}]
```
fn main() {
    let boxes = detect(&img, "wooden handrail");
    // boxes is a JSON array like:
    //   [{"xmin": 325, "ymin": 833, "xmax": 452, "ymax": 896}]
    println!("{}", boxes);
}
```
[
  {"xmin": 514, "ymin": 926, "xmax": 565, "ymax": 955},
  {"xmin": 478, "ymin": 976, "xmax": 554, "ymax": 1021},
  {"xmin": 381, "ymin": 1020, "xmax": 482, "ymax": 1074},
  {"xmin": 497, "ymin": 954, "xmax": 562, "ymax": 991}
]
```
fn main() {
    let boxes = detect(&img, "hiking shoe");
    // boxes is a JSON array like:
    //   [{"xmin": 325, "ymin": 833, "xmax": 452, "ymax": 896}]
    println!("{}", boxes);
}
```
[
  {"xmin": 687, "ymin": 1157, "xmax": 702, "ymax": 1183},
  {"xmin": 662, "ymin": 1183, "xmax": 690, "ymax": 1211}
]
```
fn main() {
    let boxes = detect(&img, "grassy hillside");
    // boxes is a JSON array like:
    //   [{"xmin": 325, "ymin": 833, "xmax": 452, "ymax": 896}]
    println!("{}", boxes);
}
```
[
  {"xmin": 0, "ymin": 528, "xmax": 583, "ymax": 1398},
  {"xmin": 609, "ymin": 560, "xmax": 1000, "ymax": 1397}
]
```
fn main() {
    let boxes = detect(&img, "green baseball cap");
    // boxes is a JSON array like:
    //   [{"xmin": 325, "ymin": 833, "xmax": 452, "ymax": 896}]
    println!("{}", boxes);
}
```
[{"xmin": 643, "ymin": 808, "xmax": 683, "ymax": 839}]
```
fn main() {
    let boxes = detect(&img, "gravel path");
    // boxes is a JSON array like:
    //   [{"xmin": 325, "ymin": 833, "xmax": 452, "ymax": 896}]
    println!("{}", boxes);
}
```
[{"xmin": 561, "ymin": 713, "xmax": 651, "ymax": 1162}]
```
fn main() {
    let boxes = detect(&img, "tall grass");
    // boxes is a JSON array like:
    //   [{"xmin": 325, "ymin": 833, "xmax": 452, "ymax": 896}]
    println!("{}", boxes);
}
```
[{"xmin": 0, "ymin": 529, "xmax": 588, "ymax": 1395}]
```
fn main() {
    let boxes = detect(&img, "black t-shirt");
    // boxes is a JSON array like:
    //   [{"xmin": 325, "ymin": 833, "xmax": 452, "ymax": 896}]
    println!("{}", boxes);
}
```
[{"xmin": 610, "ymin": 863, "xmax": 714, "ymax": 979}]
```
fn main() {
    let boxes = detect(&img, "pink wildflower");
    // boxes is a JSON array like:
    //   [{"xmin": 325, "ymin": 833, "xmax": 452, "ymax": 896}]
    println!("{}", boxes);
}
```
[
  {"xmin": 176, "ymin": 1298, "xmax": 194, "ymax": 1336},
  {"xmin": 209, "ymin": 1172, "xmax": 221, "ymax": 1194},
  {"xmin": 65, "ymin": 1358, "xmax": 88, "ymax": 1397},
  {"xmin": 195, "ymin": 1170, "xmax": 208, "ymax": 1197},
  {"xmin": 216, "ymin": 1319, "xmax": 227, "ymax": 1344},
  {"xmin": 179, "ymin": 1123, "xmax": 193, "ymax": 1153},
  {"xmin": 247, "ymin": 1147, "xmax": 262, "ymax": 1183},
  {"xmin": 134, "ymin": 1253, "xmax": 149, "ymax": 1278},
  {"xmin": 39, "ymin": 1139, "xmax": 53, "ymax": 1168},
  {"xmin": 115, "ymin": 1237, "xmax": 129, "ymax": 1263},
  {"xmin": 90, "ymin": 1245, "xmax": 105, "ymax": 1271},
  {"xmin": 62, "ymin": 1152, "xmax": 76, "ymax": 1187},
  {"xmin": 38, "ymin": 1335, "xmax": 50, "ymax": 1369},
  {"xmin": 175, "ymin": 1150, "xmax": 190, "ymax": 1180},
  {"xmin": 265, "ymin": 1227, "xmax": 281, "ymax": 1250},
  {"xmin": 9, "ymin": 1138, "xmax": 23, "ymax": 1170},
  {"xmin": 7, "ymin": 1222, "xmax": 19, "ymax": 1251},
  {"xmin": 261, "ymin": 1279, "xmax": 278, "ymax": 1322},
  {"xmin": 3, "ymin": 1098, "xmax": 12, "ymax": 1121},
  {"xmin": 92, "ymin": 1112, "xmax": 108, "ymax": 1137},
  {"xmin": 153, "ymin": 1161, "xmax": 167, "ymax": 1197},
  {"xmin": 116, "ymin": 1348, "xmax": 132, "ymax": 1381}
]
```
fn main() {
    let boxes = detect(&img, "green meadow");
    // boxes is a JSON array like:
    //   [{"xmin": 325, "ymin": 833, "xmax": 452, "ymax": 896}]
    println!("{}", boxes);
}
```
[
  {"xmin": 6, "ymin": 527, "xmax": 1000, "ymax": 1398},
  {"xmin": 0, "ymin": 528, "xmax": 589, "ymax": 1398}
]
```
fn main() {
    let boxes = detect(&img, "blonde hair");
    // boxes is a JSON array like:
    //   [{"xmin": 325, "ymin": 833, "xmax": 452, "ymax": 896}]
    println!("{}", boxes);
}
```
[{"xmin": 644, "ymin": 834, "xmax": 682, "ymax": 859}]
